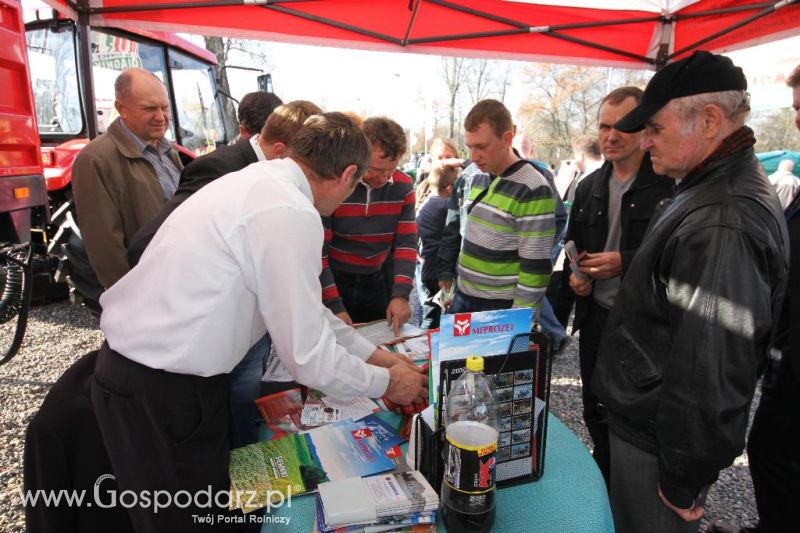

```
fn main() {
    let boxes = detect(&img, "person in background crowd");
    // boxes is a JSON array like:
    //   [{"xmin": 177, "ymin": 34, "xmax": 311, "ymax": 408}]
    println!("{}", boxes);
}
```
[
  {"xmin": 415, "ymin": 137, "xmax": 461, "ymax": 208},
  {"xmin": 321, "ymin": 117, "xmax": 417, "ymax": 335},
  {"xmin": 416, "ymin": 163, "xmax": 459, "ymax": 328},
  {"xmin": 563, "ymin": 134, "xmax": 603, "ymax": 206},
  {"xmin": 563, "ymin": 86, "xmax": 674, "ymax": 486},
  {"xmin": 91, "ymin": 113, "xmax": 428, "ymax": 533},
  {"xmin": 72, "ymin": 68, "xmax": 182, "ymax": 291},
  {"xmin": 592, "ymin": 51, "xmax": 788, "ymax": 533},
  {"xmin": 444, "ymin": 99, "xmax": 555, "ymax": 314},
  {"xmin": 128, "ymin": 100, "xmax": 321, "ymax": 450},
  {"xmin": 235, "ymin": 91, "xmax": 283, "ymax": 141},
  {"xmin": 711, "ymin": 62, "xmax": 800, "ymax": 533},
  {"xmin": 768, "ymin": 158, "xmax": 799, "ymax": 211}
]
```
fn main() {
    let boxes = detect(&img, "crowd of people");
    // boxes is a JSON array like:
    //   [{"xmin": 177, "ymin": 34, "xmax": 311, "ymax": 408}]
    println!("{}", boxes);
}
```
[{"xmin": 23, "ymin": 50, "xmax": 800, "ymax": 533}]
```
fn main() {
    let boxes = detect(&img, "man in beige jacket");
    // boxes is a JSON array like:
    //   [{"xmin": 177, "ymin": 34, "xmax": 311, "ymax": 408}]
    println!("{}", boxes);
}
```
[{"xmin": 72, "ymin": 68, "xmax": 182, "ymax": 290}]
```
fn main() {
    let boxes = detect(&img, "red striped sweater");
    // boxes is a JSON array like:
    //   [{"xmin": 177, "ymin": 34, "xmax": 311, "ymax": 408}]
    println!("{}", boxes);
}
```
[{"xmin": 321, "ymin": 170, "xmax": 417, "ymax": 314}]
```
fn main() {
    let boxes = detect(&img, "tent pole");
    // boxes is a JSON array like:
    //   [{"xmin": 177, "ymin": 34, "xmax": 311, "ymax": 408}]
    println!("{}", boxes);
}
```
[
  {"xmin": 76, "ymin": 0, "xmax": 98, "ymax": 139},
  {"xmin": 403, "ymin": 0, "xmax": 423, "ymax": 45}
]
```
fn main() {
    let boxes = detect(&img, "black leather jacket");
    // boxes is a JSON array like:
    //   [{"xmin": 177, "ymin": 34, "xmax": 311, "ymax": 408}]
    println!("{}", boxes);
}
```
[
  {"xmin": 592, "ymin": 147, "xmax": 790, "ymax": 508},
  {"xmin": 562, "ymin": 154, "xmax": 674, "ymax": 331}
]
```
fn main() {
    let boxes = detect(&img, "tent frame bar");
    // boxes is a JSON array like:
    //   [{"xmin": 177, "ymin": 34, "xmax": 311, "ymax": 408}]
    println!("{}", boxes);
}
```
[{"xmin": 70, "ymin": 0, "xmax": 797, "ymax": 67}]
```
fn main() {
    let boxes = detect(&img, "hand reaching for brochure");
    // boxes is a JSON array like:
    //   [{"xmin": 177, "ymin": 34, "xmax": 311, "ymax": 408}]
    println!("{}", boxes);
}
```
[
  {"xmin": 385, "ymin": 363, "xmax": 429, "ymax": 406},
  {"xmin": 335, "ymin": 311, "xmax": 353, "ymax": 325},
  {"xmin": 367, "ymin": 349, "xmax": 424, "ymax": 372},
  {"xmin": 386, "ymin": 297, "xmax": 411, "ymax": 337}
]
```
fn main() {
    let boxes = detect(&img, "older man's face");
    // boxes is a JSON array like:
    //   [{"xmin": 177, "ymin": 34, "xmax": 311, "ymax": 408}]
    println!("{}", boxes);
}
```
[
  {"xmin": 641, "ymin": 102, "xmax": 707, "ymax": 180},
  {"xmin": 793, "ymin": 85, "xmax": 800, "ymax": 133},
  {"xmin": 116, "ymin": 74, "xmax": 170, "ymax": 145}
]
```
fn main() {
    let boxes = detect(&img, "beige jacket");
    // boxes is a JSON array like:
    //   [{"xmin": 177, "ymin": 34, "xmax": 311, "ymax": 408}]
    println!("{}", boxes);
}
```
[{"xmin": 72, "ymin": 118, "xmax": 182, "ymax": 289}]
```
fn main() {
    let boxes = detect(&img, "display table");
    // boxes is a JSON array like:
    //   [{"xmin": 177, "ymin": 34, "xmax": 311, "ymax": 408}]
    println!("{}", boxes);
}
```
[{"xmin": 261, "ymin": 413, "xmax": 614, "ymax": 532}]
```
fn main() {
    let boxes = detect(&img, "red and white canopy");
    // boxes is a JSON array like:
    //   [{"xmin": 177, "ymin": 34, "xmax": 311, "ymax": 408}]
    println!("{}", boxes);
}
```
[{"xmin": 45, "ymin": 0, "xmax": 800, "ymax": 68}]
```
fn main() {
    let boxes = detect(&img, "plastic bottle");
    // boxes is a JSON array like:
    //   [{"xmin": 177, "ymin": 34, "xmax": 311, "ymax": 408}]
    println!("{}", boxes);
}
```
[{"xmin": 440, "ymin": 356, "xmax": 500, "ymax": 532}]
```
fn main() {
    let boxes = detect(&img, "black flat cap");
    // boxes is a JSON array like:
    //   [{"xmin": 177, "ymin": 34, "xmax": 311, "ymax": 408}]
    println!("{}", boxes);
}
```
[{"xmin": 614, "ymin": 50, "xmax": 747, "ymax": 133}]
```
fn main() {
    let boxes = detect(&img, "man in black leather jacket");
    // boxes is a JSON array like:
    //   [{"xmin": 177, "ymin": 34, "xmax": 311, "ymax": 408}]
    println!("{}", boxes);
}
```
[
  {"xmin": 563, "ymin": 86, "xmax": 673, "ymax": 486},
  {"xmin": 592, "ymin": 51, "xmax": 789, "ymax": 533}
]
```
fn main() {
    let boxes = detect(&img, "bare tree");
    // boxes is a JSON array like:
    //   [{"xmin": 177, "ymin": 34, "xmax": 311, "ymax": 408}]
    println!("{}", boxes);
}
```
[
  {"xmin": 203, "ymin": 37, "xmax": 274, "ymax": 142},
  {"xmin": 441, "ymin": 57, "xmax": 466, "ymax": 139},
  {"xmin": 465, "ymin": 59, "xmax": 494, "ymax": 105},
  {"xmin": 753, "ymin": 108, "xmax": 800, "ymax": 152}
]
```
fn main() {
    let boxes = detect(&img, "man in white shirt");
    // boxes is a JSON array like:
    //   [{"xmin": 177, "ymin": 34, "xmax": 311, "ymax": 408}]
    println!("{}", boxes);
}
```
[
  {"xmin": 768, "ymin": 158, "xmax": 799, "ymax": 211},
  {"xmin": 91, "ymin": 112, "xmax": 428, "ymax": 533}
]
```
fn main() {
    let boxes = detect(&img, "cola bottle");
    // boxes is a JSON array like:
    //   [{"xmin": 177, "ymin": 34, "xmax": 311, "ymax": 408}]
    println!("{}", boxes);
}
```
[{"xmin": 440, "ymin": 356, "xmax": 500, "ymax": 532}]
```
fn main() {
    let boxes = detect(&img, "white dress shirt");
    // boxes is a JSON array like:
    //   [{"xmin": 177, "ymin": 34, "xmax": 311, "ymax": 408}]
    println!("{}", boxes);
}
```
[
  {"xmin": 100, "ymin": 158, "xmax": 390, "ymax": 399},
  {"xmin": 769, "ymin": 168, "xmax": 800, "ymax": 211}
]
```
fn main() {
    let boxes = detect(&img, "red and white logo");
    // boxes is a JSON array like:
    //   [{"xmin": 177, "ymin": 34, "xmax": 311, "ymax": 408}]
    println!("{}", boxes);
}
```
[
  {"xmin": 385, "ymin": 445, "xmax": 402, "ymax": 459},
  {"xmin": 351, "ymin": 428, "xmax": 373, "ymax": 440},
  {"xmin": 454, "ymin": 314, "xmax": 471, "ymax": 336}
]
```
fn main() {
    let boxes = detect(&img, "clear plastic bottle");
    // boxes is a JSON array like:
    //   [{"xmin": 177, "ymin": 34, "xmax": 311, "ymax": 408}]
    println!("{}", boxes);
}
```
[{"xmin": 440, "ymin": 356, "xmax": 500, "ymax": 532}]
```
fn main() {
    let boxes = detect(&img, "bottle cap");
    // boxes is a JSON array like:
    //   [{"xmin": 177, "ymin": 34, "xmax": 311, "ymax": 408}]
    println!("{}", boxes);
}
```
[{"xmin": 466, "ymin": 356, "xmax": 484, "ymax": 372}]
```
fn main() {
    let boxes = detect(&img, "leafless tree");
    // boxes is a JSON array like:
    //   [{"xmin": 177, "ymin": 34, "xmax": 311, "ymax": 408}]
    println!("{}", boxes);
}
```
[
  {"xmin": 441, "ymin": 56, "xmax": 466, "ymax": 138},
  {"xmin": 203, "ymin": 36, "xmax": 274, "ymax": 142}
]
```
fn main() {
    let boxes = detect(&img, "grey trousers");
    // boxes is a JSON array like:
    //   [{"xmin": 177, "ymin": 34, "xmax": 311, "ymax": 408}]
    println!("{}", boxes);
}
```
[{"xmin": 609, "ymin": 430, "xmax": 709, "ymax": 533}]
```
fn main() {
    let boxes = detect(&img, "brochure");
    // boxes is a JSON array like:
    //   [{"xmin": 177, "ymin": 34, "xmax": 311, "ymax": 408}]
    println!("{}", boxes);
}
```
[
  {"xmin": 229, "ymin": 420, "xmax": 395, "ymax": 512},
  {"xmin": 317, "ymin": 470, "xmax": 439, "ymax": 529}
]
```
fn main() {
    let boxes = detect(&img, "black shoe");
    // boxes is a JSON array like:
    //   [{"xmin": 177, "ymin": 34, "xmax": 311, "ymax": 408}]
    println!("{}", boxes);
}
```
[{"xmin": 552, "ymin": 335, "xmax": 574, "ymax": 356}]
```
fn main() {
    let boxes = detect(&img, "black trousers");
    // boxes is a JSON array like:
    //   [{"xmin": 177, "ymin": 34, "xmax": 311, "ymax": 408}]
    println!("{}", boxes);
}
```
[
  {"xmin": 91, "ymin": 343, "xmax": 241, "ymax": 533},
  {"xmin": 747, "ymin": 358, "xmax": 800, "ymax": 533},
  {"xmin": 332, "ymin": 269, "xmax": 390, "ymax": 323},
  {"xmin": 578, "ymin": 300, "xmax": 611, "ymax": 487}
]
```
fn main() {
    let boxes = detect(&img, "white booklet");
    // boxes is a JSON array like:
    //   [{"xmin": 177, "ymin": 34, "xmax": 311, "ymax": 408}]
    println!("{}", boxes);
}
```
[{"xmin": 317, "ymin": 470, "xmax": 439, "ymax": 528}]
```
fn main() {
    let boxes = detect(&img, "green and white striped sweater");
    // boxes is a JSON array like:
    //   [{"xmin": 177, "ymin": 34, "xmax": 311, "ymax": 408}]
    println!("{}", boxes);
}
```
[{"xmin": 456, "ymin": 159, "xmax": 556, "ymax": 308}]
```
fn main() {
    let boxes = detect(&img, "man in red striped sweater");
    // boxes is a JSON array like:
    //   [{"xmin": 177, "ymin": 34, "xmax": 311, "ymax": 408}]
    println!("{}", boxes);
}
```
[{"xmin": 321, "ymin": 117, "xmax": 417, "ymax": 335}]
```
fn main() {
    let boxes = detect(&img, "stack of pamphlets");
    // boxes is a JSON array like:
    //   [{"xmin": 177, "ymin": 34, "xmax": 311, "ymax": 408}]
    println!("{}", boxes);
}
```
[
  {"xmin": 314, "ymin": 471, "xmax": 438, "ymax": 533},
  {"xmin": 229, "ymin": 419, "xmax": 394, "ymax": 512}
]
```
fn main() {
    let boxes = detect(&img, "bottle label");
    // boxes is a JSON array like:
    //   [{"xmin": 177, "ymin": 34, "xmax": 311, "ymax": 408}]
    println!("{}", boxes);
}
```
[{"xmin": 443, "ymin": 436, "xmax": 497, "ymax": 494}]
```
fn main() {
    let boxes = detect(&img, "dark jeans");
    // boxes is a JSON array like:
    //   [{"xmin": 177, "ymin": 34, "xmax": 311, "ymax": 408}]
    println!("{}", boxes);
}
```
[
  {"xmin": 578, "ymin": 300, "xmax": 611, "ymax": 486},
  {"xmin": 332, "ymin": 269, "xmax": 390, "ymax": 323},
  {"xmin": 91, "ymin": 343, "xmax": 241, "ymax": 533},
  {"xmin": 228, "ymin": 333, "xmax": 271, "ymax": 449},
  {"xmin": 448, "ymin": 289, "xmax": 513, "ymax": 314},
  {"xmin": 609, "ymin": 430, "xmax": 709, "ymax": 533},
  {"xmin": 747, "ymin": 358, "xmax": 800, "ymax": 533},
  {"xmin": 418, "ymin": 278, "xmax": 443, "ymax": 329}
]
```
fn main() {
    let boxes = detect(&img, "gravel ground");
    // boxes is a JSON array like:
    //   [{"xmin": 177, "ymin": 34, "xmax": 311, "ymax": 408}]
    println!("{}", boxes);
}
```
[{"xmin": 1, "ymin": 300, "xmax": 759, "ymax": 532}]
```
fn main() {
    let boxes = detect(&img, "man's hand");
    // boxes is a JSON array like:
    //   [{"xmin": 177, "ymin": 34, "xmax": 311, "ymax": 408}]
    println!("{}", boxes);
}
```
[
  {"xmin": 335, "ymin": 311, "xmax": 353, "ymax": 325},
  {"xmin": 658, "ymin": 486, "xmax": 705, "ymax": 522},
  {"xmin": 569, "ymin": 272, "xmax": 593, "ymax": 297},
  {"xmin": 578, "ymin": 252, "xmax": 622, "ymax": 280},
  {"xmin": 438, "ymin": 279, "xmax": 453, "ymax": 293},
  {"xmin": 386, "ymin": 297, "xmax": 411, "ymax": 337},
  {"xmin": 384, "ymin": 364, "xmax": 429, "ymax": 406},
  {"xmin": 367, "ymin": 348, "xmax": 425, "ymax": 372}
]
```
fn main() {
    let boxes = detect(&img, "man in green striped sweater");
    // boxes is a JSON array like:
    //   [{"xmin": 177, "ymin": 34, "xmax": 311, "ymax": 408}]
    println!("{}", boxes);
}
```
[{"xmin": 448, "ymin": 99, "xmax": 556, "ymax": 314}]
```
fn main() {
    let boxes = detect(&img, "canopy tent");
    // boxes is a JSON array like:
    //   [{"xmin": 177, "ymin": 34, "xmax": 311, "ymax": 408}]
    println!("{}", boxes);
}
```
[{"xmin": 44, "ymin": 0, "xmax": 800, "ymax": 69}]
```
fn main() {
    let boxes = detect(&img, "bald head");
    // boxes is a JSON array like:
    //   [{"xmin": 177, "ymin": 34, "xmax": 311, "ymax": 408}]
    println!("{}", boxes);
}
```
[
  {"xmin": 114, "ymin": 68, "xmax": 171, "ymax": 145},
  {"xmin": 778, "ymin": 159, "xmax": 795, "ymax": 173}
]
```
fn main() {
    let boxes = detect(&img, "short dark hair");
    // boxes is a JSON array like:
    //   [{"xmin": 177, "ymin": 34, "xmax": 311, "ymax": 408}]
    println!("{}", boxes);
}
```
[
  {"xmin": 787, "ymin": 64, "xmax": 800, "ymax": 89},
  {"xmin": 288, "ymin": 112, "xmax": 371, "ymax": 181},
  {"xmin": 237, "ymin": 92, "xmax": 283, "ymax": 136},
  {"xmin": 262, "ymin": 100, "xmax": 322, "ymax": 145},
  {"xmin": 464, "ymin": 99, "xmax": 513, "ymax": 138},
  {"xmin": 600, "ymin": 86, "xmax": 644, "ymax": 109},
  {"xmin": 572, "ymin": 134, "xmax": 601, "ymax": 159},
  {"xmin": 362, "ymin": 117, "xmax": 407, "ymax": 160}
]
